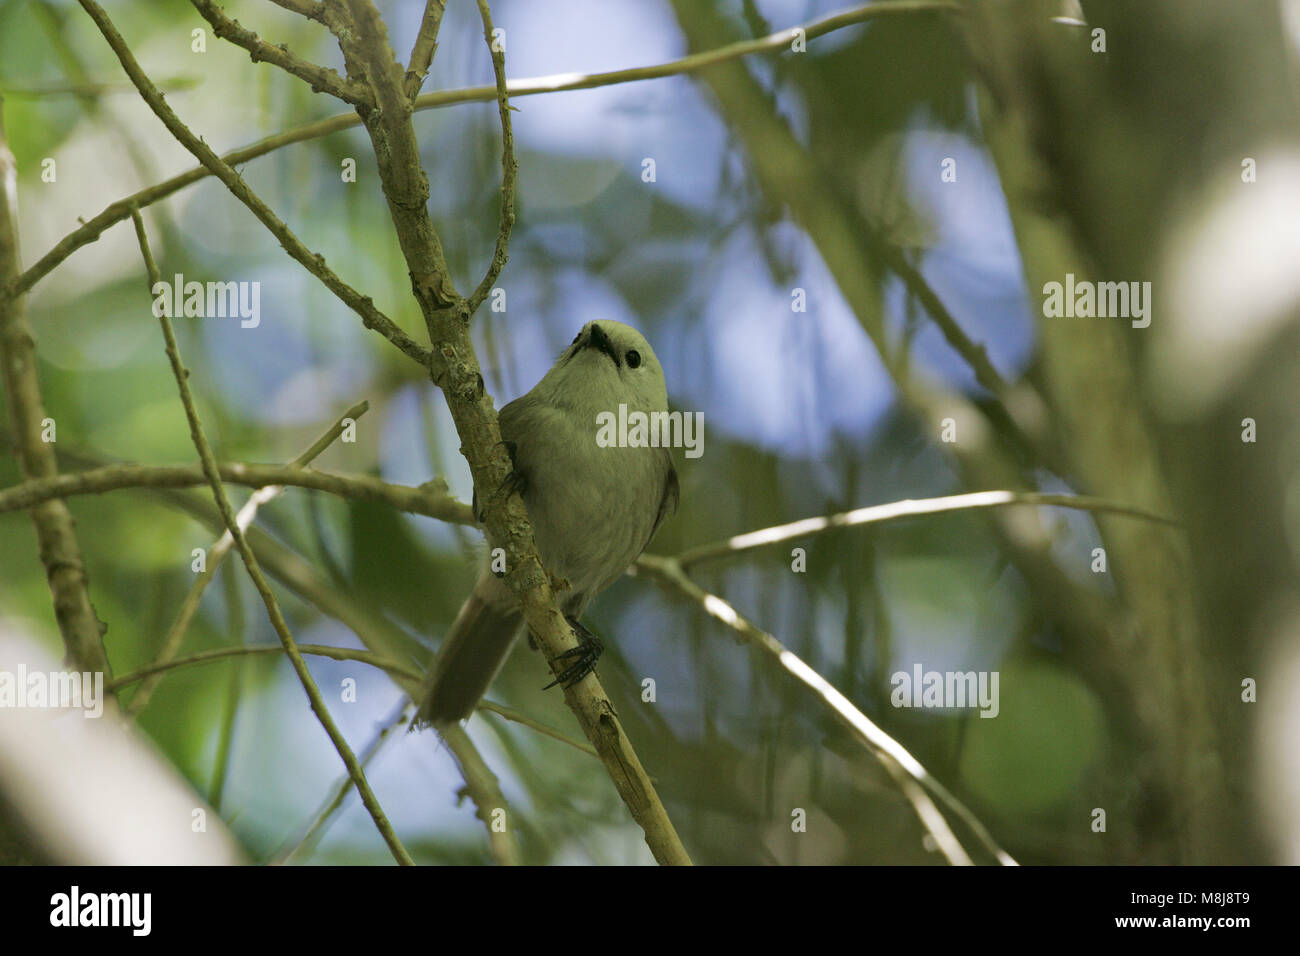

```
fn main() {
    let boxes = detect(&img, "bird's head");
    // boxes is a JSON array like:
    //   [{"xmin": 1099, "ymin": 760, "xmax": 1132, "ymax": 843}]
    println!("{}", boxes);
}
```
[{"xmin": 539, "ymin": 320, "xmax": 668, "ymax": 415}]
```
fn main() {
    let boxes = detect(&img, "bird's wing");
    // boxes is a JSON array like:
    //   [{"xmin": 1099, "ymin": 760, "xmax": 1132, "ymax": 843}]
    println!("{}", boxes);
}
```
[{"xmin": 648, "ymin": 450, "xmax": 679, "ymax": 545}]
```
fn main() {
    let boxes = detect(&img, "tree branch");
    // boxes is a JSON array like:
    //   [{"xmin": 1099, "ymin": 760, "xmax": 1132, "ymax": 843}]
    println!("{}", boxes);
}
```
[
  {"xmin": 466, "ymin": 0, "xmax": 516, "ymax": 314},
  {"xmin": 107, "ymin": 641, "xmax": 421, "ymax": 693},
  {"xmin": 636, "ymin": 554, "xmax": 1016, "ymax": 866},
  {"xmin": 124, "ymin": 399, "xmax": 371, "ymax": 716},
  {"xmin": 127, "ymin": 198, "xmax": 411, "ymax": 865},
  {"xmin": 332, "ymin": 0, "xmax": 690, "ymax": 865},
  {"xmin": 0, "ymin": 461, "xmax": 473, "ymax": 524},
  {"xmin": 0, "ymin": 103, "xmax": 111, "ymax": 678},
  {"xmin": 440, "ymin": 723, "xmax": 522, "ymax": 865},
  {"xmin": 669, "ymin": 490, "xmax": 1180, "ymax": 569},
  {"xmin": 267, "ymin": 0, "xmax": 327, "ymax": 24},
  {"xmin": 190, "ymin": 0, "xmax": 369, "ymax": 105},
  {"xmin": 404, "ymin": 0, "xmax": 446, "ymax": 99}
]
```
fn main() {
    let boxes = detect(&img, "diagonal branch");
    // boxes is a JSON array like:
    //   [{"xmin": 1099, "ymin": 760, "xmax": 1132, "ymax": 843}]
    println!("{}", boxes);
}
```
[
  {"xmin": 124, "ymin": 399, "xmax": 371, "ymax": 716},
  {"xmin": 74, "ymin": 0, "xmax": 431, "ymax": 368},
  {"xmin": 404, "ymin": 0, "xmax": 446, "ymax": 99},
  {"xmin": 128, "ymin": 197, "xmax": 411, "ymax": 865},
  {"xmin": 190, "ymin": 0, "xmax": 369, "ymax": 105},
  {"xmin": 636, "ymin": 553, "xmax": 1017, "ymax": 866}
]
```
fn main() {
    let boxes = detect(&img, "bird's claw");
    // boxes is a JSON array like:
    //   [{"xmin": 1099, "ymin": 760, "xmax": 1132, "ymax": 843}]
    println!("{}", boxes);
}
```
[{"xmin": 542, "ymin": 618, "xmax": 605, "ymax": 690}]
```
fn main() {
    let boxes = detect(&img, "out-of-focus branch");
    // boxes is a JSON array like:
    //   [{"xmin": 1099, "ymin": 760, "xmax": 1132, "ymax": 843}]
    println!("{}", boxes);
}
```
[
  {"xmin": 125, "ymin": 399, "xmax": 371, "ymax": 715},
  {"xmin": 0, "ymin": 103, "xmax": 111, "ymax": 678},
  {"xmin": 960, "ymin": 0, "xmax": 1225, "ymax": 862},
  {"xmin": 128, "ymin": 200, "xmax": 412, "ymax": 866},
  {"xmin": 671, "ymin": 490, "xmax": 1179, "ymax": 569},
  {"xmin": 636, "ymin": 554, "xmax": 1016, "ymax": 866},
  {"xmin": 190, "ymin": 0, "xmax": 368, "ymax": 105},
  {"xmin": 440, "ymin": 723, "xmax": 522, "ymax": 865}
]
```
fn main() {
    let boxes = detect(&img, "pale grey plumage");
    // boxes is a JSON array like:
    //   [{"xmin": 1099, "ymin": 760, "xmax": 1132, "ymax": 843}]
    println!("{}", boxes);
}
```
[{"xmin": 414, "ymin": 320, "xmax": 678, "ymax": 727}]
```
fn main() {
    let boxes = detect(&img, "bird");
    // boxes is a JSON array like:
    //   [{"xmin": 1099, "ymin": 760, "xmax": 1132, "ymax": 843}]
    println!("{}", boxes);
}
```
[{"xmin": 413, "ymin": 320, "xmax": 679, "ymax": 728}]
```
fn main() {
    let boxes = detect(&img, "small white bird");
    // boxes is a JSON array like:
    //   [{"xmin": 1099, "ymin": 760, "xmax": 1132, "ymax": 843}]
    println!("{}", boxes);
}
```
[{"xmin": 414, "ymin": 320, "xmax": 678, "ymax": 727}]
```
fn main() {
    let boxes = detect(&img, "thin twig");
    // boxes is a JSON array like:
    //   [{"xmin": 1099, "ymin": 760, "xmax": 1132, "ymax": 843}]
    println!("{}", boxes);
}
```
[
  {"xmin": 441, "ymin": 724, "xmax": 522, "ymax": 865},
  {"xmin": 670, "ymin": 490, "xmax": 1181, "ymax": 569},
  {"xmin": 125, "ymin": 400, "xmax": 371, "ymax": 715},
  {"xmin": 478, "ymin": 701, "xmax": 599, "ymax": 759},
  {"xmin": 276, "ymin": 700, "xmax": 409, "ymax": 865},
  {"xmin": 466, "ymin": 0, "xmax": 516, "ymax": 313},
  {"xmin": 108, "ymin": 642, "xmax": 421, "ymax": 694},
  {"xmin": 126, "ymin": 199, "xmax": 412, "ymax": 866},
  {"xmin": 190, "ymin": 0, "xmax": 368, "ymax": 105},
  {"xmin": 637, "ymin": 554, "xmax": 1016, "ymax": 866},
  {"xmin": 107, "ymin": 640, "xmax": 597, "ymax": 759},
  {"xmin": 9, "ymin": 1, "xmax": 957, "ymax": 302},
  {"xmin": 0, "ymin": 462, "xmax": 473, "ymax": 524}
]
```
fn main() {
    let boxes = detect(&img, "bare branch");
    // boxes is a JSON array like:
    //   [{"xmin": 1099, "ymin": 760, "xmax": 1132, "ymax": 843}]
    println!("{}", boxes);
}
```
[
  {"xmin": 670, "ymin": 490, "xmax": 1181, "ymax": 569},
  {"xmin": 107, "ymin": 642, "xmax": 421, "ymax": 694},
  {"xmin": 0, "ymin": 461, "xmax": 473, "ymax": 524},
  {"xmin": 466, "ymin": 0, "xmax": 516, "ymax": 314},
  {"xmin": 0, "ymin": 104, "xmax": 111, "ymax": 678},
  {"xmin": 126, "ymin": 197, "xmax": 411, "ymax": 865},
  {"xmin": 9, "ymin": 1, "xmax": 958, "ymax": 303},
  {"xmin": 636, "ymin": 554, "xmax": 1017, "ymax": 866},
  {"xmin": 267, "ymin": 0, "xmax": 326, "ymax": 22},
  {"xmin": 277, "ymin": 701, "xmax": 409, "ymax": 864},
  {"xmin": 440, "ymin": 724, "xmax": 522, "ymax": 865},
  {"xmin": 125, "ymin": 400, "xmax": 371, "ymax": 716},
  {"xmin": 190, "ymin": 0, "xmax": 368, "ymax": 105},
  {"xmin": 404, "ymin": 0, "xmax": 446, "ymax": 99}
]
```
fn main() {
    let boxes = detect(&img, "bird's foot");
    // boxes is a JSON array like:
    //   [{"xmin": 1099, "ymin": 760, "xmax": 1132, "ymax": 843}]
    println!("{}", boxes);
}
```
[{"xmin": 542, "ymin": 617, "xmax": 605, "ymax": 690}]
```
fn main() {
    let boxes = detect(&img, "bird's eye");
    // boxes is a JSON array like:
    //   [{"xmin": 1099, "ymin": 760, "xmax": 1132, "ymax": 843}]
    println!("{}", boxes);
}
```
[{"xmin": 626, "ymin": 349, "xmax": 642, "ymax": 369}]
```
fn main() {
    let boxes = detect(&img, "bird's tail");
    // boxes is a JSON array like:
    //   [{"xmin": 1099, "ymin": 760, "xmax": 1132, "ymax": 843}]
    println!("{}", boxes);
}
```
[{"xmin": 413, "ymin": 581, "xmax": 523, "ymax": 729}]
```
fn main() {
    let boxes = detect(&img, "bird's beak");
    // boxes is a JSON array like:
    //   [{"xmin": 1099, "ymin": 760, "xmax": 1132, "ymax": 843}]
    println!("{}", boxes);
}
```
[{"xmin": 583, "ymin": 323, "xmax": 621, "ymax": 369}]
